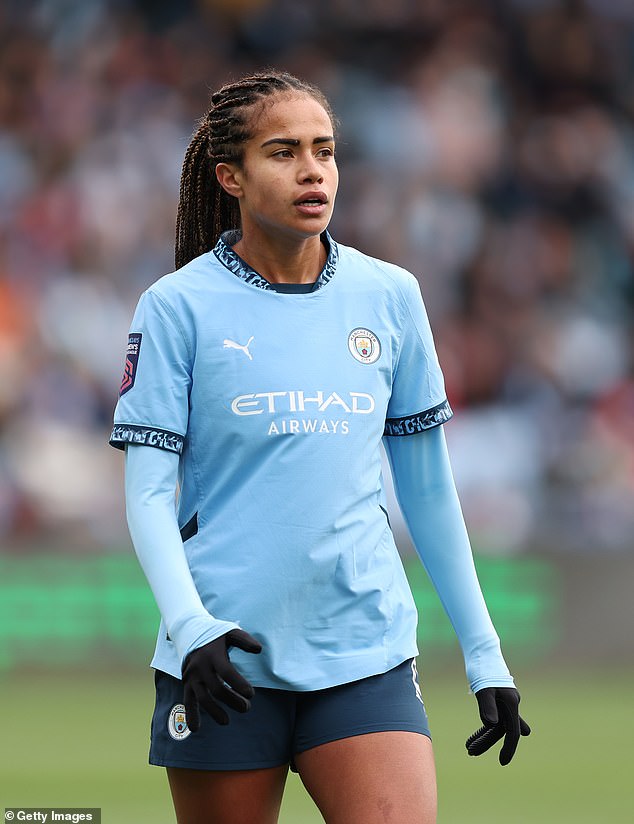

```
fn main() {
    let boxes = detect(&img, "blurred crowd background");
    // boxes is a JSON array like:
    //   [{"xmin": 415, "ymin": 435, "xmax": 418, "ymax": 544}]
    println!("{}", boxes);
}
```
[{"xmin": 1, "ymin": 0, "xmax": 633, "ymax": 556}]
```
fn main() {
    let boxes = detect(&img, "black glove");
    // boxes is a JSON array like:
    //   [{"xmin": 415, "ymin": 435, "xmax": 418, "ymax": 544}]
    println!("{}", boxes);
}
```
[
  {"xmin": 466, "ymin": 687, "xmax": 531, "ymax": 765},
  {"xmin": 182, "ymin": 628, "xmax": 262, "ymax": 731}
]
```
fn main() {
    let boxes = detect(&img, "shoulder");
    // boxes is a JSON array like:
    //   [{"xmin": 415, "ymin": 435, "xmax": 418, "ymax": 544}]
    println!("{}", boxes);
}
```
[
  {"xmin": 335, "ymin": 240, "xmax": 421, "ymax": 303},
  {"xmin": 135, "ymin": 252, "xmax": 230, "ymax": 332},
  {"xmin": 145, "ymin": 252, "xmax": 221, "ymax": 305},
  {"xmin": 130, "ymin": 252, "xmax": 223, "ymax": 344}
]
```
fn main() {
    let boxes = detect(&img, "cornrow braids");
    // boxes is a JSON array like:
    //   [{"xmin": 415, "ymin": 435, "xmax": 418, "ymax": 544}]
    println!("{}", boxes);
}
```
[{"xmin": 175, "ymin": 71, "xmax": 337, "ymax": 270}]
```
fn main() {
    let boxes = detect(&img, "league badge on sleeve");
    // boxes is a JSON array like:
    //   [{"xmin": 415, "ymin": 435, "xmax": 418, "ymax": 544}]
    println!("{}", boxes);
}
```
[{"xmin": 119, "ymin": 332, "xmax": 142, "ymax": 396}]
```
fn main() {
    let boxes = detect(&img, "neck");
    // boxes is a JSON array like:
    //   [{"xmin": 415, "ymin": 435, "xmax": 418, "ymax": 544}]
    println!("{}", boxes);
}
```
[{"xmin": 232, "ymin": 232, "xmax": 327, "ymax": 284}]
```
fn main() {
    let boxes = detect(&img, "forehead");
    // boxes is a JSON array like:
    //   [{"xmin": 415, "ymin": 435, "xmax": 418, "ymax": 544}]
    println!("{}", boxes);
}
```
[{"xmin": 250, "ymin": 93, "xmax": 333, "ymax": 141}]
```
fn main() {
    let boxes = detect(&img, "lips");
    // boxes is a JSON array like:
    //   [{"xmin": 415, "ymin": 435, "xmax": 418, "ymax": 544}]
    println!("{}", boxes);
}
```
[{"xmin": 294, "ymin": 191, "xmax": 328, "ymax": 206}]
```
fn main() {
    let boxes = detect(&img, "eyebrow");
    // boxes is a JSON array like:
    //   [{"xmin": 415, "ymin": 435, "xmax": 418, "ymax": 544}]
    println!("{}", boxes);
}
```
[{"xmin": 260, "ymin": 136, "xmax": 335, "ymax": 148}]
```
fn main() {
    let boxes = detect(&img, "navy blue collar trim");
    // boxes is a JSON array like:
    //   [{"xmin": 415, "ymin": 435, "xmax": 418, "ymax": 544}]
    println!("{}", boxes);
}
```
[{"xmin": 213, "ymin": 230, "xmax": 338, "ymax": 292}]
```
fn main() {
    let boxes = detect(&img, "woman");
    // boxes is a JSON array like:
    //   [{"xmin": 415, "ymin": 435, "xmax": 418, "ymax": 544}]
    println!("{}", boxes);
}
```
[{"xmin": 110, "ymin": 71, "xmax": 529, "ymax": 824}]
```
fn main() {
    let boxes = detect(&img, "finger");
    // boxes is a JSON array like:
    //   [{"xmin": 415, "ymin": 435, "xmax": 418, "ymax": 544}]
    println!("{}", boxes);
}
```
[
  {"xmin": 499, "ymin": 728, "xmax": 520, "ymax": 765},
  {"xmin": 475, "ymin": 689, "xmax": 499, "ymax": 726},
  {"xmin": 497, "ymin": 694, "xmax": 521, "ymax": 766},
  {"xmin": 466, "ymin": 724, "xmax": 504, "ymax": 756},
  {"xmin": 226, "ymin": 629, "xmax": 263, "ymax": 655},
  {"xmin": 466, "ymin": 723, "xmax": 498, "ymax": 747},
  {"xmin": 213, "ymin": 681, "xmax": 253, "ymax": 714},
  {"xmin": 498, "ymin": 716, "xmax": 531, "ymax": 765},
  {"xmin": 196, "ymin": 686, "xmax": 230, "ymax": 725},
  {"xmin": 499, "ymin": 696, "xmax": 521, "ymax": 737},
  {"xmin": 215, "ymin": 659, "xmax": 257, "ymax": 700},
  {"xmin": 466, "ymin": 724, "xmax": 489, "ymax": 751},
  {"xmin": 183, "ymin": 684, "xmax": 200, "ymax": 733}
]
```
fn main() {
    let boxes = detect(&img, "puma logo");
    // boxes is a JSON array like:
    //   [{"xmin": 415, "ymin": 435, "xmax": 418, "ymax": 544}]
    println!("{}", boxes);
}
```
[{"xmin": 223, "ymin": 336, "xmax": 254, "ymax": 360}]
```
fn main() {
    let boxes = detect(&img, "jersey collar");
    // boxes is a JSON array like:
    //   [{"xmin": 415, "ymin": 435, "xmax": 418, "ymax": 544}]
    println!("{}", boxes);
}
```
[{"xmin": 213, "ymin": 230, "xmax": 338, "ymax": 292}]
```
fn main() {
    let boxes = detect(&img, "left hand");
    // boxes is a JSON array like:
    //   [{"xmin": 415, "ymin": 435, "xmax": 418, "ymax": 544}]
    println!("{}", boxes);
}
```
[
  {"xmin": 466, "ymin": 687, "xmax": 531, "ymax": 765},
  {"xmin": 182, "ymin": 628, "xmax": 262, "ymax": 731}
]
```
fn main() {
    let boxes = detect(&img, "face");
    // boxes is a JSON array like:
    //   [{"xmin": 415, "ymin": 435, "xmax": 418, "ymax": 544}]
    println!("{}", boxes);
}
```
[{"xmin": 217, "ymin": 93, "xmax": 339, "ymax": 244}]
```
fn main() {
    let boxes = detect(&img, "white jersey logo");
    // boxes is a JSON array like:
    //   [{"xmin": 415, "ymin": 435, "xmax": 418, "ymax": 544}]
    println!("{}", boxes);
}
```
[{"xmin": 224, "ymin": 336, "xmax": 254, "ymax": 360}]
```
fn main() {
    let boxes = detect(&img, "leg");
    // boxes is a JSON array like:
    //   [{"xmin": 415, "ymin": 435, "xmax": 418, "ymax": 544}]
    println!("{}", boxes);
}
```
[
  {"xmin": 167, "ymin": 765, "xmax": 289, "ymax": 824},
  {"xmin": 151, "ymin": 670, "xmax": 294, "ymax": 823},
  {"xmin": 295, "ymin": 731, "xmax": 436, "ymax": 824}
]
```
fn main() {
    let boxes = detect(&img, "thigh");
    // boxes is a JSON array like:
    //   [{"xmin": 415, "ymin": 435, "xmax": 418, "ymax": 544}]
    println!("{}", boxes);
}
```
[
  {"xmin": 295, "ymin": 731, "xmax": 436, "ymax": 824},
  {"xmin": 150, "ymin": 669, "xmax": 293, "ymax": 770},
  {"xmin": 292, "ymin": 658, "xmax": 431, "ymax": 760},
  {"xmin": 167, "ymin": 765, "xmax": 288, "ymax": 824},
  {"xmin": 150, "ymin": 670, "xmax": 294, "ymax": 823}
]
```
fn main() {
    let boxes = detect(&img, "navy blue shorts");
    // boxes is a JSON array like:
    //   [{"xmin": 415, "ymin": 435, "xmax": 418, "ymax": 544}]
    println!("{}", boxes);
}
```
[{"xmin": 149, "ymin": 658, "xmax": 431, "ymax": 771}]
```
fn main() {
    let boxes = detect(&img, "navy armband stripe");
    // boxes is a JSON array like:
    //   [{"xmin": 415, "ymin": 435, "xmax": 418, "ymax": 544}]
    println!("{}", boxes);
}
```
[
  {"xmin": 383, "ymin": 400, "xmax": 453, "ymax": 436},
  {"xmin": 109, "ymin": 423, "xmax": 184, "ymax": 454}
]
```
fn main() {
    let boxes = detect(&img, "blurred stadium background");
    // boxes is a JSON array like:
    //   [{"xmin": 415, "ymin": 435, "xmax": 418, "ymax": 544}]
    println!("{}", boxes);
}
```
[{"xmin": 1, "ymin": 0, "xmax": 633, "ymax": 821}]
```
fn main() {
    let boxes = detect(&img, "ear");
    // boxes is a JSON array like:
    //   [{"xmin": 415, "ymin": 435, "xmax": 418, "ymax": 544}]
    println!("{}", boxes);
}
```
[{"xmin": 216, "ymin": 162, "xmax": 244, "ymax": 199}]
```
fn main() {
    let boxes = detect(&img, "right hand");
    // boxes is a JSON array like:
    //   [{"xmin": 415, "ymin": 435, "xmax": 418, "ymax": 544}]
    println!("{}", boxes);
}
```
[
  {"xmin": 466, "ymin": 687, "xmax": 531, "ymax": 765},
  {"xmin": 182, "ymin": 628, "xmax": 262, "ymax": 730}
]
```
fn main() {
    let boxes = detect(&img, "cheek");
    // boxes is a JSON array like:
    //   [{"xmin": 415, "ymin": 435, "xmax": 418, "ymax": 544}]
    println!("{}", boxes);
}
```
[
  {"xmin": 244, "ymin": 174, "xmax": 285, "ymax": 208},
  {"xmin": 327, "ymin": 166, "xmax": 339, "ymax": 200},
  {"xmin": 260, "ymin": 173, "xmax": 292, "ymax": 206}
]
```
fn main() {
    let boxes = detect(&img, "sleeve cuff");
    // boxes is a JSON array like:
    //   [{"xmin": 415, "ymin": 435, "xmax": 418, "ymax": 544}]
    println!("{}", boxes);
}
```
[
  {"xmin": 384, "ymin": 399, "xmax": 453, "ymax": 437},
  {"xmin": 109, "ymin": 423, "xmax": 184, "ymax": 454}
]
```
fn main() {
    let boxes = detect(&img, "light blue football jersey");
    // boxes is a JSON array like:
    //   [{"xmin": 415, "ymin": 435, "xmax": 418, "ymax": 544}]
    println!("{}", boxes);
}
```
[{"xmin": 111, "ymin": 232, "xmax": 453, "ymax": 689}]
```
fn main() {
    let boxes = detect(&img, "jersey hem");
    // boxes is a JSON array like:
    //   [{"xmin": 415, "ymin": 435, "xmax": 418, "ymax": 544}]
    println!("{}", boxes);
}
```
[{"xmin": 150, "ymin": 645, "xmax": 420, "ymax": 689}]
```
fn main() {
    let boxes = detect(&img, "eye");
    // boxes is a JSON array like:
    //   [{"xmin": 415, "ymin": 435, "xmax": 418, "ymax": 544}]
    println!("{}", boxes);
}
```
[
  {"xmin": 317, "ymin": 147, "xmax": 335, "ymax": 158},
  {"xmin": 273, "ymin": 149, "xmax": 294, "ymax": 158}
]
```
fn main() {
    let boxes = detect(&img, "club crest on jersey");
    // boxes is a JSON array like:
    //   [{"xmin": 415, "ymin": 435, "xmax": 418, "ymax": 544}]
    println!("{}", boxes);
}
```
[
  {"xmin": 119, "ymin": 332, "xmax": 142, "ymax": 396},
  {"xmin": 348, "ymin": 328, "xmax": 381, "ymax": 364},
  {"xmin": 168, "ymin": 704, "xmax": 191, "ymax": 740}
]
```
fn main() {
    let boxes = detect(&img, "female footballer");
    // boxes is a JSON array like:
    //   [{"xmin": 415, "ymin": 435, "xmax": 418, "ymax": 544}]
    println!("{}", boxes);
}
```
[{"xmin": 110, "ymin": 71, "xmax": 530, "ymax": 824}]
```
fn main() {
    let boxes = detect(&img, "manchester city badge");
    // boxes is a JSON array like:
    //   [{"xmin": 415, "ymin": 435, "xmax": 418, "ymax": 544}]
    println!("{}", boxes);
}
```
[
  {"xmin": 168, "ymin": 703, "xmax": 191, "ymax": 740},
  {"xmin": 348, "ymin": 328, "xmax": 381, "ymax": 364}
]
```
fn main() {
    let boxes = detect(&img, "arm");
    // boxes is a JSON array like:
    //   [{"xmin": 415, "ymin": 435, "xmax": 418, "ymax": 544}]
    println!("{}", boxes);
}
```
[
  {"xmin": 124, "ymin": 443, "xmax": 261, "ymax": 728},
  {"xmin": 124, "ymin": 442, "xmax": 239, "ymax": 667},
  {"xmin": 384, "ymin": 425, "xmax": 530, "ymax": 762},
  {"xmin": 384, "ymin": 425, "xmax": 512, "ymax": 692}
]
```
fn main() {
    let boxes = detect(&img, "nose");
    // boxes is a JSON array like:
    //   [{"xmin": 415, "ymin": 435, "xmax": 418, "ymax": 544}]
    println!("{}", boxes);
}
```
[{"xmin": 298, "ymin": 153, "xmax": 323, "ymax": 184}]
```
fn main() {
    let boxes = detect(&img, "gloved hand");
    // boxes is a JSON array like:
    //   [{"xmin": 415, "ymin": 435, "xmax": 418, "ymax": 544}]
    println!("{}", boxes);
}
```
[
  {"xmin": 182, "ymin": 628, "xmax": 262, "ymax": 731},
  {"xmin": 466, "ymin": 687, "xmax": 531, "ymax": 765}
]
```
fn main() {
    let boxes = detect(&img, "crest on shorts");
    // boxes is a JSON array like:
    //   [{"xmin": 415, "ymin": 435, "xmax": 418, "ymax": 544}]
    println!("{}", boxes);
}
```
[
  {"xmin": 168, "ymin": 703, "xmax": 191, "ymax": 740},
  {"xmin": 348, "ymin": 328, "xmax": 381, "ymax": 364},
  {"xmin": 119, "ymin": 333, "xmax": 142, "ymax": 396}
]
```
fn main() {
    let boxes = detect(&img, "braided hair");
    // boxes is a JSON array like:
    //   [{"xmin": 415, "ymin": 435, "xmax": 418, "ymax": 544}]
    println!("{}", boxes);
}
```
[{"xmin": 175, "ymin": 71, "xmax": 336, "ymax": 270}]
